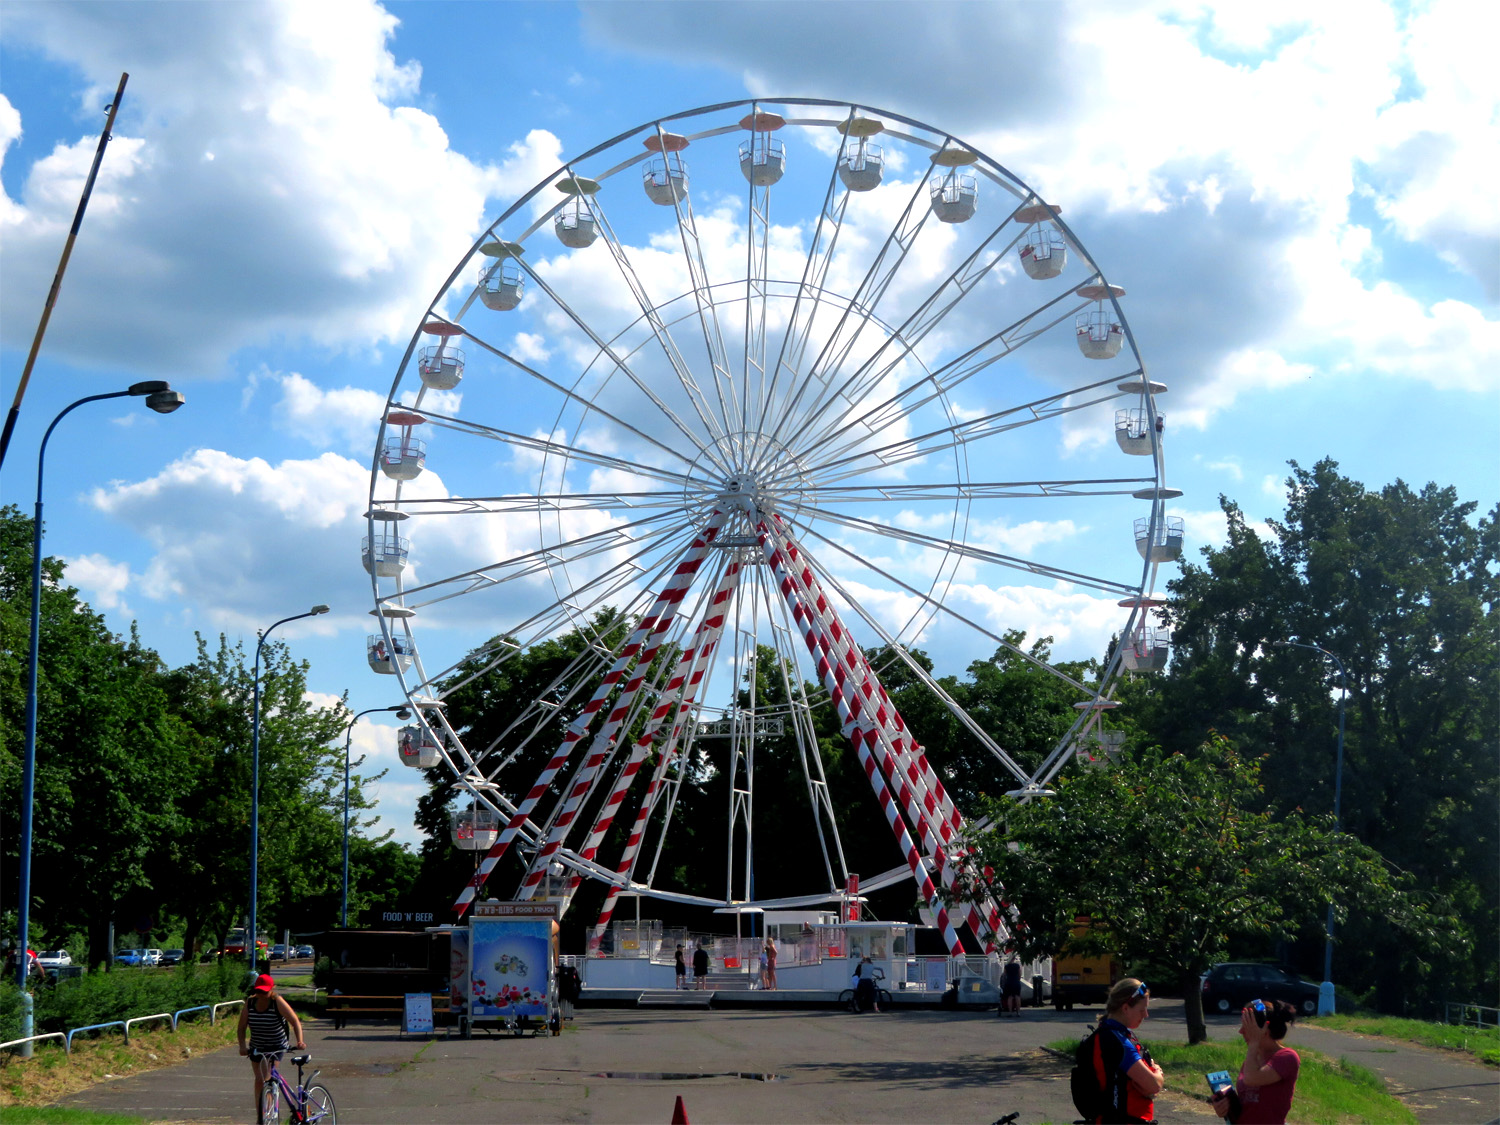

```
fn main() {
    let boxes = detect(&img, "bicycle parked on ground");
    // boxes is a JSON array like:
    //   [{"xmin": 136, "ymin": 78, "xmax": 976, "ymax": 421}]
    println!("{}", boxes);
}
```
[
  {"xmin": 253, "ymin": 1051, "xmax": 336, "ymax": 1124},
  {"xmin": 838, "ymin": 967, "xmax": 892, "ymax": 1013}
]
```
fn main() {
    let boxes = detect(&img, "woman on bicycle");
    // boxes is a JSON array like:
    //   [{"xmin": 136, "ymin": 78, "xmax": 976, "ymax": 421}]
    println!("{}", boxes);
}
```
[{"xmin": 237, "ymin": 973, "xmax": 306, "ymax": 1124}]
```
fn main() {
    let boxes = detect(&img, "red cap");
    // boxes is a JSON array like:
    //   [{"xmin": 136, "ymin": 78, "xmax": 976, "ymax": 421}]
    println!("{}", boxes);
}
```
[{"xmin": 252, "ymin": 973, "xmax": 276, "ymax": 992}]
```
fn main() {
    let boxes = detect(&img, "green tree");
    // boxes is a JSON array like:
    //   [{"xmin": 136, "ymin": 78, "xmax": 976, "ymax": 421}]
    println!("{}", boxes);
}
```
[
  {"xmin": 156, "ymin": 634, "xmax": 348, "ymax": 955},
  {"xmin": 0, "ymin": 506, "xmax": 197, "ymax": 966},
  {"xmin": 958, "ymin": 737, "xmax": 1464, "ymax": 1044},
  {"xmin": 1127, "ymin": 459, "xmax": 1499, "ymax": 1009}
]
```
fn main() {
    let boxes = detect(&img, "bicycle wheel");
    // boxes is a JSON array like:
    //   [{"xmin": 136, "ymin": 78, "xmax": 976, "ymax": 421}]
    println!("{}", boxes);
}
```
[
  {"xmin": 304, "ymin": 1083, "xmax": 337, "ymax": 1124},
  {"xmin": 261, "ymin": 1079, "xmax": 282, "ymax": 1125},
  {"xmin": 878, "ymin": 989, "xmax": 893, "ymax": 1009},
  {"xmin": 838, "ymin": 988, "xmax": 857, "ymax": 1012}
]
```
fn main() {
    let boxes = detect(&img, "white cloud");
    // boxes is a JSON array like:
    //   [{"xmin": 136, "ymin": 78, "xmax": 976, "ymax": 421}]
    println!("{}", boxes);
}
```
[
  {"xmin": 61, "ymin": 552, "xmax": 135, "ymax": 613},
  {"xmin": 0, "ymin": 1, "xmax": 548, "ymax": 376}
]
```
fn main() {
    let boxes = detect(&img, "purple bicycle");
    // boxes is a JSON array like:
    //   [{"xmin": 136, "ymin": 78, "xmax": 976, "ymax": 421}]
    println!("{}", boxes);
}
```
[{"xmin": 253, "ymin": 1051, "xmax": 336, "ymax": 1124}]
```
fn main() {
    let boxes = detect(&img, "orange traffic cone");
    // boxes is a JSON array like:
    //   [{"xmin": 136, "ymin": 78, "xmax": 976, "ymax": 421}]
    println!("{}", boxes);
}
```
[{"xmin": 670, "ymin": 1094, "xmax": 689, "ymax": 1124}]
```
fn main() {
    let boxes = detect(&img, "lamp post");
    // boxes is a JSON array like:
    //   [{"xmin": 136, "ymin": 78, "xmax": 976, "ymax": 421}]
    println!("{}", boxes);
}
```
[
  {"xmin": 1273, "ymin": 638, "xmax": 1347, "ymax": 1015},
  {"xmin": 248, "ymin": 605, "xmax": 330, "ymax": 969},
  {"xmin": 16, "ymin": 381, "xmax": 184, "ymax": 1053},
  {"xmin": 340, "ymin": 704, "xmax": 409, "ymax": 926}
]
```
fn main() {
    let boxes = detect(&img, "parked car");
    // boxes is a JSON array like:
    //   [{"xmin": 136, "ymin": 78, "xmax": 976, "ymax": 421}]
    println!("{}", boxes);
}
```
[
  {"xmin": 160, "ymin": 948, "xmax": 185, "ymax": 966},
  {"xmin": 36, "ymin": 951, "xmax": 72, "ymax": 970},
  {"xmin": 294, "ymin": 945, "xmax": 314, "ymax": 959},
  {"xmin": 114, "ymin": 949, "xmax": 145, "ymax": 966},
  {"xmin": 143, "ymin": 948, "xmax": 164, "ymax": 966},
  {"xmin": 1201, "ymin": 962, "xmax": 1320, "ymax": 1015},
  {"xmin": 270, "ymin": 944, "xmax": 288, "ymax": 961}
]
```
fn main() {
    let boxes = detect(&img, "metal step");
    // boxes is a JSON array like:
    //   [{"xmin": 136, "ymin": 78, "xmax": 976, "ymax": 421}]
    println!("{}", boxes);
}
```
[
  {"xmin": 700, "ymin": 974, "xmax": 754, "ymax": 991},
  {"xmin": 637, "ymin": 989, "xmax": 714, "ymax": 1008}
]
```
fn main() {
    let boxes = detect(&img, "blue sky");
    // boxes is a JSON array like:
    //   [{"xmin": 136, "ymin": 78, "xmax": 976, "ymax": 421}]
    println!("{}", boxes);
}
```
[{"xmin": 2, "ymin": 0, "xmax": 1496, "ymax": 855}]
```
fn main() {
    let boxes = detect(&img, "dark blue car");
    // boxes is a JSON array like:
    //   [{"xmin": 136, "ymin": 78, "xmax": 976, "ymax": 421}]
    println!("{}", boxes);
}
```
[{"xmin": 1201, "ymin": 962, "xmax": 1320, "ymax": 1015}]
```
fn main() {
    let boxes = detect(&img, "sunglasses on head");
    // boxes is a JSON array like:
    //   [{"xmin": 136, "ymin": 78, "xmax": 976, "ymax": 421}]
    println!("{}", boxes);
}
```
[
  {"xmin": 1250, "ymin": 999, "xmax": 1267, "ymax": 1026},
  {"xmin": 1135, "ymin": 981, "xmax": 1149, "ymax": 999}
]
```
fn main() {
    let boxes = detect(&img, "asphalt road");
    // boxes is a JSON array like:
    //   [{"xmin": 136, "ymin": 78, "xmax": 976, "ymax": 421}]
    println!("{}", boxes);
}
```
[{"xmin": 57, "ymin": 998, "xmax": 1498, "ymax": 1124}]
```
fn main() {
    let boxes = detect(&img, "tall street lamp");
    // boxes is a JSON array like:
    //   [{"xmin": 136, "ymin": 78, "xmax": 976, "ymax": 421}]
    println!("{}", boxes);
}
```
[
  {"xmin": 248, "ymin": 605, "xmax": 329, "ymax": 969},
  {"xmin": 1273, "ymin": 637, "xmax": 1347, "ymax": 1015},
  {"xmin": 17, "ymin": 381, "xmax": 184, "ymax": 1052},
  {"xmin": 340, "ymin": 704, "xmax": 409, "ymax": 926}
]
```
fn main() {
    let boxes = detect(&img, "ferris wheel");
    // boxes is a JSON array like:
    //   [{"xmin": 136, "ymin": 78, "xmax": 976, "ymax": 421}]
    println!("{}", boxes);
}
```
[{"xmin": 363, "ymin": 99, "xmax": 1181, "ymax": 952}]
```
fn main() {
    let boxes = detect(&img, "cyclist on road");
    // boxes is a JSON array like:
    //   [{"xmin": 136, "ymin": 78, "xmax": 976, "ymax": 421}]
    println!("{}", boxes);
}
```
[{"xmin": 237, "ymin": 973, "xmax": 306, "ymax": 1124}]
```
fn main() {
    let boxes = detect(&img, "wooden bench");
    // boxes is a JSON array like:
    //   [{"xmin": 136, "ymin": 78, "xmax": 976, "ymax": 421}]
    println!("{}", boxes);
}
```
[{"xmin": 325, "ymin": 994, "xmax": 452, "ymax": 1019}]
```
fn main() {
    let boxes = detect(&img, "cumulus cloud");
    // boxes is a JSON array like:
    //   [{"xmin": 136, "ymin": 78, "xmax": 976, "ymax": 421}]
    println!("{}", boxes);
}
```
[
  {"xmin": 581, "ymin": 0, "xmax": 1498, "ymax": 425},
  {"xmin": 61, "ymin": 552, "xmax": 134, "ymax": 613},
  {"xmin": 0, "ymin": 1, "xmax": 559, "ymax": 376}
]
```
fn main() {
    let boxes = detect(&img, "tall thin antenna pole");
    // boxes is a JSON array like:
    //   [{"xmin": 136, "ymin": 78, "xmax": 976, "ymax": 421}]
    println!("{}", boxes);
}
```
[{"xmin": 0, "ymin": 72, "xmax": 129, "ymax": 470}]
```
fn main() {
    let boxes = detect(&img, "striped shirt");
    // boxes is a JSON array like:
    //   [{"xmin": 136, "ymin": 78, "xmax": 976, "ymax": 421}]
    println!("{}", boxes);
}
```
[{"xmin": 246, "ymin": 996, "xmax": 289, "ymax": 1053}]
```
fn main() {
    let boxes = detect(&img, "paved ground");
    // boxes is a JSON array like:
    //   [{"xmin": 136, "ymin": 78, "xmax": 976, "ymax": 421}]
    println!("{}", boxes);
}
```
[{"xmin": 58, "ymin": 999, "xmax": 1498, "ymax": 1124}]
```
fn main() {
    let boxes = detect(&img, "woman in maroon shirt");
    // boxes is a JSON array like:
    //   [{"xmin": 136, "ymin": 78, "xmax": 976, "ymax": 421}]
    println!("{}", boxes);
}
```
[{"xmin": 1212, "ymin": 998, "xmax": 1299, "ymax": 1124}]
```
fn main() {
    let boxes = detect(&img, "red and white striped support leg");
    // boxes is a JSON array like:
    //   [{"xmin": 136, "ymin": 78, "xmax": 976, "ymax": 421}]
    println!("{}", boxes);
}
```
[
  {"xmin": 762, "ymin": 518, "xmax": 1000, "ymax": 949},
  {"xmin": 768, "ymin": 516, "xmax": 1008, "ymax": 948},
  {"xmin": 562, "ymin": 559, "xmax": 743, "ymax": 909},
  {"xmin": 755, "ymin": 514, "xmax": 964, "ymax": 956},
  {"xmin": 451, "ymin": 509, "xmax": 727, "ymax": 918}
]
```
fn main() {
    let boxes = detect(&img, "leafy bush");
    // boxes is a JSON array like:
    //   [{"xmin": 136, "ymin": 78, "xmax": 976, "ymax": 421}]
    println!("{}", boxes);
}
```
[{"xmin": 0, "ymin": 960, "xmax": 243, "ymax": 1041}]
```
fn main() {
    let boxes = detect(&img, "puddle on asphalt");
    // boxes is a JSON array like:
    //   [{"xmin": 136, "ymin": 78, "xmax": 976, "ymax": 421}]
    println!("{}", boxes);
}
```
[{"xmin": 597, "ymin": 1071, "xmax": 784, "ymax": 1082}]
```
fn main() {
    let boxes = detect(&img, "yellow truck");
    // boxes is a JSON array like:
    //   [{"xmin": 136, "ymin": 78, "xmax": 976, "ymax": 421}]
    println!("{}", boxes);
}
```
[{"xmin": 1051, "ymin": 915, "xmax": 1120, "ymax": 1010}]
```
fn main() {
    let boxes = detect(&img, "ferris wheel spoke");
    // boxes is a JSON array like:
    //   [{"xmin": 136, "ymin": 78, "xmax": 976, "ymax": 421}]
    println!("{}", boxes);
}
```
[
  {"xmin": 654, "ymin": 124, "xmax": 741, "ymax": 449},
  {"xmin": 573, "ymin": 170, "xmax": 734, "ymax": 451},
  {"xmin": 801, "ymin": 374, "xmax": 1139, "ymax": 482},
  {"xmin": 751, "ymin": 113, "xmax": 856, "ymax": 449},
  {"xmin": 388, "ymin": 397, "xmax": 709, "ymax": 490},
  {"xmin": 787, "ymin": 517, "xmax": 1096, "ymax": 695},
  {"xmin": 504, "ymin": 258, "xmax": 719, "ymax": 463},
  {"xmin": 791, "ymin": 287, "xmax": 1094, "ymax": 469},
  {"xmin": 376, "ymin": 509, "xmax": 687, "ymax": 611},
  {"xmin": 759, "ymin": 163, "xmax": 940, "ymax": 464},
  {"xmin": 383, "ymin": 490, "xmax": 691, "ymax": 516},
  {"xmin": 797, "ymin": 475, "xmax": 1158, "ymax": 503},
  {"xmin": 793, "ymin": 500, "xmax": 1141, "ymax": 597},
  {"xmin": 430, "ymin": 325, "xmax": 708, "ymax": 475}
]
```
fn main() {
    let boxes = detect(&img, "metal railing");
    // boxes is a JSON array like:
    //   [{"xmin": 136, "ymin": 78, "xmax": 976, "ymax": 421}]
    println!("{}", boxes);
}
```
[
  {"xmin": 0, "ymin": 1032, "xmax": 66, "ymax": 1054},
  {"xmin": 65, "ymin": 1021, "xmax": 127, "ymax": 1052},
  {"xmin": 1444, "ymin": 1001, "xmax": 1499, "ymax": 1030},
  {"xmin": 123, "ymin": 1012, "xmax": 172, "ymax": 1038}
]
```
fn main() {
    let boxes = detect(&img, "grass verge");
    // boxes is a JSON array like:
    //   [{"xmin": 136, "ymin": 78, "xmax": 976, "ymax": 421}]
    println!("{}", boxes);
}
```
[
  {"xmin": 1049, "ymin": 1036, "xmax": 1416, "ymax": 1124},
  {"xmin": 0, "ymin": 1110, "xmax": 145, "ymax": 1123},
  {"xmin": 1305, "ymin": 1014, "xmax": 1500, "ymax": 1067},
  {"xmin": 0, "ymin": 1018, "xmax": 236, "ymax": 1109}
]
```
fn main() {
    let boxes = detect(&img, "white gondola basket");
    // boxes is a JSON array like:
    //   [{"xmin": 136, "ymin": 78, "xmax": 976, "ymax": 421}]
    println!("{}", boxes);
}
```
[
  {"xmin": 361, "ymin": 533, "xmax": 410, "ymax": 577},
  {"xmin": 1076, "ymin": 310, "xmax": 1124, "ymax": 359},
  {"xmin": 739, "ymin": 138, "xmax": 786, "ymax": 186},
  {"xmin": 1114, "ymin": 409, "xmax": 1155, "ymax": 456},
  {"xmin": 367, "ymin": 633, "xmax": 415, "ymax": 674},
  {"xmin": 554, "ymin": 199, "xmax": 600, "ymax": 249},
  {"xmin": 479, "ymin": 261, "xmax": 524, "ymax": 311},
  {"xmin": 1121, "ymin": 629, "xmax": 1170, "ymax": 673},
  {"xmin": 1019, "ymin": 227, "xmax": 1067, "ymax": 279},
  {"xmin": 1133, "ymin": 515, "xmax": 1184, "ymax": 562},
  {"xmin": 397, "ymin": 725, "xmax": 441, "ymax": 768},
  {"xmin": 417, "ymin": 346, "xmax": 464, "ymax": 390},
  {"xmin": 643, "ymin": 154, "xmax": 689, "ymax": 205},
  {"xmin": 451, "ymin": 806, "xmax": 501, "ymax": 851},
  {"xmin": 838, "ymin": 145, "xmax": 884, "ymax": 192},
  {"xmin": 379, "ymin": 436, "xmax": 426, "ymax": 482},
  {"xmin": 931, "ymin": 174, "xmax": 977, "ymax": 223}
]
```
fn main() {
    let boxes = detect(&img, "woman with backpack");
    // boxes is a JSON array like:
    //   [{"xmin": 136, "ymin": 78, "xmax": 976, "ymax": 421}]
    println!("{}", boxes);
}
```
[
  {"xmin": 1073, "ymin": 977, "xmax": 1163, "ymax": 1123},
  {"xmin": 1211, "ymin": 999, "xmax": 1299, "ymax": 1124}
]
